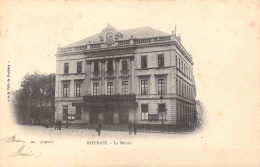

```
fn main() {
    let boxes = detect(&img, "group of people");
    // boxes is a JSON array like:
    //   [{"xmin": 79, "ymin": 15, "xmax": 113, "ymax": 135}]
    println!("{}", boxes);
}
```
[
  {"xmin": 54, "ymin": 120, "xmax": 62, "ymax": 130},
  {"xmin": 95, "ymin": 118, "xmax": 138, "ymax": 136},
  {"xmin": 128, "ymin": 121, "xmax": 137, "ymax": 135}
]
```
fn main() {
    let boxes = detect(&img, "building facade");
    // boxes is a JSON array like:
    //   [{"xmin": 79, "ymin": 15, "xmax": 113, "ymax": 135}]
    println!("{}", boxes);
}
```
[{"xmin": 55, "ymin": 24, "xmax": 196, "ymax": 128}]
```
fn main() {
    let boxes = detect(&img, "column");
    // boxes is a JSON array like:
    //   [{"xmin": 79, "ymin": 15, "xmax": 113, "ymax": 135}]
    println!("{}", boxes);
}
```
[
  {"xmin": 115, "ymin": 58, "xmax": 120, "ymax": 94},
  {"xmin": 101, "ymin": 60, "xmax": 105, "ymax": 95},
  {"xmin": 130, "ymin": 56, "xmax": 135, "ymax": 94},
  {"xmin": 86, "ymin": 60, "xmax": 92, "ymax": 95}
]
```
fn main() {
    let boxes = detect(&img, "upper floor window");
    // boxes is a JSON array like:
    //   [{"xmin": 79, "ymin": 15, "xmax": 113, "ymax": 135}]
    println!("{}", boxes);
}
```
[
  {"xmin": 122, "ymin": 59, "xmax": 128, "ymax": 71},
  {"xmin": 176, "ymin": 79, "xmax": 179, "ymax": 95},
  {"xmin": 94, "ymin": 61, "xmax": 99, "ymax": 72},
  {"xmin": 141, "ymin": 56, "xmax": 147, "ymax": 69},
  {"xmin": 141, "ymin": 79, "xmax": 148, "ymax": 95},
  {"xmin": 158, "ymin": 54, "xmax": 164, "ymax": 68},
  {"xmin": 107, "ymin": 59, "xmax": 113, "ymax": 72},
  {"xmin": 63, "ymin": 83, "xmax": 69, "ymax": 97},
  {"xmin": 122, "ymin": 81, "xmax": 128, "ymax": 95},
  {"xmin": 76, "ymin": 83, "xmax": 82, "ymax": 97},
  {"xmin": 141, "ymin": 104, "xmax": 148, "ymax": 120},
  {"xmin": 107, "ymin": 82, "xmax": 113, "ymax": 95},
  {"xmin": 64, "ymin": 63, "xmax": 69, "ymax": 75},
  {"xmin": 158, "ymin": 79, "xmax": 166, "ymax": 95},
  {"xmin": 93, "ymin": 82, "xmax": 99, "ymax": 96},
  {"xmin": 178, "ymin": 58, "xmax": 180, "ymax": 70},
  {"xmin": 77, "ymin": 62, "xmax": 82, "ymax": 74},
  {"xmin": 181, "ymin": 61, "xmax": 183, "ymax": 72}
]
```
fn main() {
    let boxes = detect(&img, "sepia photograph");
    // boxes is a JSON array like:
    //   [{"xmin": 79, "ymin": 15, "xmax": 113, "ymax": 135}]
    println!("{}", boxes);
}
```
[{"xmin": 0, "ymin": 0, "xmax": 259, "ymax": 167}]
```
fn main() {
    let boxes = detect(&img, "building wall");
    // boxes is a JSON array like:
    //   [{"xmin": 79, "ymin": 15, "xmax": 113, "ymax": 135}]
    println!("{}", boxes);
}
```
[{"xmin": 55, "ymin": 38, "xmax": 196, "ymax": 125}]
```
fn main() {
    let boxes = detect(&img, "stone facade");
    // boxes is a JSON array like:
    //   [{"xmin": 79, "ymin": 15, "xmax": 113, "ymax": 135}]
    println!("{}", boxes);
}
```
[{"xmin": 55, "ymin": 24, "xmax": 196, "ymax": 127}]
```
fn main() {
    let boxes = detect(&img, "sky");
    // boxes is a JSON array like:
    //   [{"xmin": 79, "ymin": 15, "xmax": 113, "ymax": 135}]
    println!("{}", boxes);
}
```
[
  {"xmin": 1, "ymin": 0, "xmax": 259, "ymax": 105},
  {"xmin": 0, "ymin": 0, "xmax": 260, "ymax": 165}
]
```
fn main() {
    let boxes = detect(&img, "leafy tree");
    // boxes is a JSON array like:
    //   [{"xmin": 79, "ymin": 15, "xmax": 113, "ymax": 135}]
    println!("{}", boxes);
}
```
[{"xmin": 14, "ymin": 71, "xmax": 55, "ymax": 124}]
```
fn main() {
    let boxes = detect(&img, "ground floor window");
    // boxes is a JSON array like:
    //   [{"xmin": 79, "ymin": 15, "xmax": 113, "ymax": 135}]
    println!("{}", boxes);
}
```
[
  {"xmin": 158, "ymin": 103, "xmax": 166, "ymax": 121},
  {"xmin": 141, "ymin": 104, "xmax": 148, "ymax": 120},
  {"xmin": 63, "ymin": 105, "xmax": 68, "ymax": 120},
  {"xmin": 76, "ymin": 106, "xmax": 81, "ymax": 120}
]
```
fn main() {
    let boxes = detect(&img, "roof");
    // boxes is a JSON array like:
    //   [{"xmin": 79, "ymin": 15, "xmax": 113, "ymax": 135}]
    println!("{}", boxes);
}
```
[{"xmin": 65, "ymin": 26, "xmax": 170, "ymax": 48}]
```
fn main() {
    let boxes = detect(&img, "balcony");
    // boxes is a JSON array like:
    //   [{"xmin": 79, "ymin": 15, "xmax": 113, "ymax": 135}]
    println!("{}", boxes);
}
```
[
  {"xmin": 92, "ymin": 71, "xmax": 101, "ymax": 78},
  {"xmin": 106, "ymin": 71, "xmax": 115, "ymax": 77},
  {"xmin": 120, "ymin": 70, "xmax": 130, "ymax": 76}
]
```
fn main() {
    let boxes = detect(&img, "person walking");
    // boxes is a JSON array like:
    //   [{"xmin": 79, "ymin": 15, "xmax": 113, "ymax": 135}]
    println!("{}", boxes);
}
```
[
  {"xmin": 55, "ymin": 120, "xmax": 58, "ymax": 130},
  {"xmin": 128, "ymin": 121, "xmax": 132, "ymax": 135},
  {"xmin": 146, "ymin": 123, "xmax": 150, "ymax": 132},
  {"xmin": 58, "ymin": 120, "xmax": 61, "ymax": 130},
  {"xmin": 96, "ymin": 118, "xmax": 102, "ymax": 136},
  {"xmin": 46, "ymin": 119, "xmax": 50, "ymax": 128},
  {"xmin": 29, "ymin": 118, "xmax": 33, "ymax": 127},
  {"xmin": 133, "ymin": 121, "xmax": 137, "ymax": 135}
]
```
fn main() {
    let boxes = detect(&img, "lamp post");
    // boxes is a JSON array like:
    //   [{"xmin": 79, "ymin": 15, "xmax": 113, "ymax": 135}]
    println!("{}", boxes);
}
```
[{"xmin": 159, "ymin": 87, "xmax": 166, "ymax": 132}]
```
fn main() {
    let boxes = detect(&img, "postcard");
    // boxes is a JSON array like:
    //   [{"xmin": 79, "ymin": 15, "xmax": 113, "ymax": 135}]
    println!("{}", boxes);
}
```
[{"xmin": 0, "ymin": 0, "xmax": 259, "ymax": 166}]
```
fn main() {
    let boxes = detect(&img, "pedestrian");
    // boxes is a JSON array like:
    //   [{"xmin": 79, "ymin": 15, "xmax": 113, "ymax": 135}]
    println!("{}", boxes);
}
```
[
  {"xmin": 146, "ymin": 123, "xmax": 150, "ymax": 132},
  {"xmin": 128, "ymin": 121, "xmax": 132, "ymax": 135},
  {"xmin": 96, "ymin": 118, "xmax": 102, "ymax": 136},
  {"xmin": 58, "ymin": 120, "xmax": 61, "ymax": 130},
  {"xmin": 55, "ymin": 120, "xmax": 58, "ymax": 130},
  {"xmin": 46, "ymin": 119, "xmax": 50, "ymax": 128},
  {"xmin": 133, "ymin": 121, "xmax": 137, "ymax": 135},
  {"xmin": 29, "ymin": 118, "xmax": 33, "ymax": 127}
]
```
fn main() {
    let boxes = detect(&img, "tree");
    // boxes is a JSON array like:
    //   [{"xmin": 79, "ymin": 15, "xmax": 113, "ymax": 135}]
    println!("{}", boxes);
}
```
[{"xmin": 14, "ymin": 71, "xmax": 55, "ymax": 124}]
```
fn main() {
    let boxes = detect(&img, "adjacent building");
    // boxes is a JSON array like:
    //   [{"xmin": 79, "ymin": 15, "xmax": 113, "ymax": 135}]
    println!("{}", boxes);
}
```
[{"xmin": 55, "ymin": 24, "xmax": 196, "ymax": 128}]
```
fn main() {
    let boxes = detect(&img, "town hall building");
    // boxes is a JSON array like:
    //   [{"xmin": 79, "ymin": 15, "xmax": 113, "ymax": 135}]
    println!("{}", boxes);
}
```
[{"xmin": 55, "ymin": 24, "xmax": 196, "ymax": 129}]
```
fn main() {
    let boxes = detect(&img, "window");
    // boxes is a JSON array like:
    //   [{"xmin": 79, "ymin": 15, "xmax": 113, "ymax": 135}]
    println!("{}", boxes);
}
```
[
  {"xmin": 158, "ymin": 79, "xmax": 166, "ymax": 95},
  {"xmin": 76, "ymin": 106, "xmax": 81, "ymax": 120},
  {"xmin": 63, "ymin": 83, "xmax": 69, "ymax": 97},
  {"xmin": 63, "ymin": 105, "xmax": 68, "ymax": 120},
  {"xmin": 184, "ymin": 64, "xmax": 186, "ymax": 75},
  {"xmin": 94, "ymin": 61, "xmax": 99, "ymax": 72},
  {"xmin": 141, "ymin": 56, "xmax": 147, "ymax": 69},
  {"xmin": 179, "ymin": 80, "xmax": 181, "ymax": 96},
  {"xmin": 77, "ymin": 62, "xmax": 82, "ymax": 74},
  {"xmin": 158, "ymin": 103, "xmax": 166, "ymax": 112},
  {"xmin": 122, "ymin": 81, "xmax": 128, "ymax": 95},
  {"xmin": 182, "ymin": 83, "xmax": 184, "ymax": 97},
  {"xmin": 141, "ymin": 104, "xmax": 148, "ymax": 120},
  {"xmin": 107, "ymin": 59, "xmax": 113, "ymax": 72},
  {"xmin": 141, "ymin": 79, "xmax": 148, "ymax": 95},
  {"xmin": 176, "ymin": 79, "xmax": 179, "ymax": 95},
  {"xmin": 178, "ymin": 58, "xmax": 180, "ymax": 70},
  {"xmin": 122, "ymin": 59, "xmax": 128, "ymax": 71},
  {"xmin": 158, "ymin": 103, "xmax": 166, "ymax": 120},
  {"xmin": 76, "ymin": 83, "xmax": 82, "ymax": 97},
  {"xmin": 181, "ymin": 61, "xmax": 183, "ymax": 72},
  {"xmin": 107, "ymin": 82, "xmax": 113, "ymax": 95},
  {"xmin": 64, "ymin": 63, "xmax": 69, "ymax": 74},
  {"xmin": 93, "ymin": 82, "xmax": 99, "ymax": 95},
  {"xmin": 158, "ymin": 54, "xmax": 164, "ymax": 68},
  {"xmin": 177, "ymin": 104, "xmax": 180, "ymax": 123}
]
